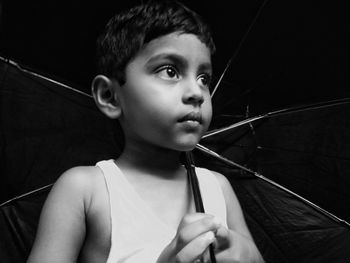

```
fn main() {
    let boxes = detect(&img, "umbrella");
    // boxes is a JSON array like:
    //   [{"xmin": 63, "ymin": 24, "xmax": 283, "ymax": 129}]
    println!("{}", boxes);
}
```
[
  {"xmin": 1, "ymin": 1, "xmax": 350, "ymax": 262},
  {"xmin": 2, "ymin": 55, "xmax": 350, "ymax": 263}
]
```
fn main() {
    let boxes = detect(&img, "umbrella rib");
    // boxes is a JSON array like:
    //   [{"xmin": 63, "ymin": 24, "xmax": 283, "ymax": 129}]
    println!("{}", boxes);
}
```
[
  {"xmin": 195, "ymin": 143, "xmax": 350, "ymax": 228},
  {"xmin": 256, "ymin": 145, "xmax": 350, "ymax": 160},
  {"xmin": 0, "ymin": 184, "xmax": 54, "ymax": 207},
  {"xmin": 211, "ymin": 0, "xmax": 270, "ymax": 98},
  {"xmin": 0, "ymin": 55, "xmax": 93, "ymax": 98},
  {"xmin": 204, "ymin": 97, "xmax": 350, "ymax": 138}
]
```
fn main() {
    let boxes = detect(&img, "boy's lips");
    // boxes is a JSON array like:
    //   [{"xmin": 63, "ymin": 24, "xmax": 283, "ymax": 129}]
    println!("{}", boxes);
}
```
[{"xmin": 178, "ymin": 111, "xmax": 203, "ymax": 124}]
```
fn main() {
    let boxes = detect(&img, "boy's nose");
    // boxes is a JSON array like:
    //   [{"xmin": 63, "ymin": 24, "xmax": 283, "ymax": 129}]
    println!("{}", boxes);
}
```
[{"xmin": 182, "ymin": 80, "xmax": 204, "ymax": 106}]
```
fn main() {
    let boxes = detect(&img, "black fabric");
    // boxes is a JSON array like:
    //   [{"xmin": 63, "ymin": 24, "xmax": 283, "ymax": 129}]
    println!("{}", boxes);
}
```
[
  {"xmin": 250, "ymin": 104, "xmax": 350, "ymax": 221},
  {"xmin": 0, "ymin": 189, "xmax": 49, "ymax": 263}
]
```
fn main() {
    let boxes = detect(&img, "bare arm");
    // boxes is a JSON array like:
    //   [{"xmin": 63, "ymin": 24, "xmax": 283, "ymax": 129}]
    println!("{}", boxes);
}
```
[{"xmin": 27, "ymin": 167, "xmax": 94, "ymax": 263}]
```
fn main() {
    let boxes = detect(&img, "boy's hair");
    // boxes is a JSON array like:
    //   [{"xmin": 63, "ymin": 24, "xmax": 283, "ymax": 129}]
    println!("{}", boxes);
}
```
[{"xmin": 96, "ymin": 0, "xmax": 216, "ymax": 85}]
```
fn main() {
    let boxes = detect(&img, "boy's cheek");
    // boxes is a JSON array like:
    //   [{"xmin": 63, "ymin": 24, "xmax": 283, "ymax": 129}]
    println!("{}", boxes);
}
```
[{"xmin": 205, "ymin": 109, "xmax": 213, "ymax": 127}]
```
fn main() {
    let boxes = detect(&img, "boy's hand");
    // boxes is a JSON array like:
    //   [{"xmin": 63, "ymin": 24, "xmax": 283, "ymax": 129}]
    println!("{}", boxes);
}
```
[
  {"xmin": 157, "ymin": 213, "xmax": 221, "ymax": 263},
  {"xmin": 214, "ymin": 227, "xmax": 264, "ymax": 263},
  {"xmin": 157, "ymin": 213, "xmax": 264, "ymax": 263}
]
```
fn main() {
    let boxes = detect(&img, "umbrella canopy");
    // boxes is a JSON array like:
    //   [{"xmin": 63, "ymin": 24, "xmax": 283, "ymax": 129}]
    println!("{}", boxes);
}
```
[
  {"xmin": 1, "ymin": 55, "xmax": 350, "ymax": 263},
  {"xmin": 1, "ymin": 1, "xmax": 350, "ymax": 262}
]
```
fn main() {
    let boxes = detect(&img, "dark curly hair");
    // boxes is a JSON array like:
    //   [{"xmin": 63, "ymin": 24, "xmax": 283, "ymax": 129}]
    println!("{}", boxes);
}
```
[{"xmin": 96, "ymin": 0, "xmax": 215, "ymax": 85}]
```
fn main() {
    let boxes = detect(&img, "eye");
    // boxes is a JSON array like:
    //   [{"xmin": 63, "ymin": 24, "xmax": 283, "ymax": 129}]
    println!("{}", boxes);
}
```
[
  {"xmin": 156, "ymin": 65, "xmax": 180, "ymax": 80},
  {"xmin": 197, "ymin": 73, "xmax": 212, "ymax": 88}
]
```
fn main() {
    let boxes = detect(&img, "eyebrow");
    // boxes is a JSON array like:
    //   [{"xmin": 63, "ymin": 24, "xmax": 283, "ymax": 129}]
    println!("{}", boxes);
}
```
[{"xmin": 146, "ymin": 53, "xmax": 212, "ymax": 73}]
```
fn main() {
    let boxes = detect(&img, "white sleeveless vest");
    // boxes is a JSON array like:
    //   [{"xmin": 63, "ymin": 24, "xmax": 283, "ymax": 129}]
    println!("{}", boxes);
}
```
[{"xmin": 96, "ymin": 159, "xmax": 227, "ymax": 263}]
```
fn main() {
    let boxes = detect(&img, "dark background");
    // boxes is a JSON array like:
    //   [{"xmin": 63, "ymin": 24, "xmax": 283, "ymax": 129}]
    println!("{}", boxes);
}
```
[
  {"xmin": 1, "ymin": 2, "xmax": 350, "ymax": 262},
  {"xmin": 1, "ymin": 0, "xmax": 349, "ymax": 116}
]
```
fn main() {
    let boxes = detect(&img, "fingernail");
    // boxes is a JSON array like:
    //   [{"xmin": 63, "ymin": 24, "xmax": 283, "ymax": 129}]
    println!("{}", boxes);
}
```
[{"xmin": 206, "ymin": 231, "xmax": 215, "ymax": 241}]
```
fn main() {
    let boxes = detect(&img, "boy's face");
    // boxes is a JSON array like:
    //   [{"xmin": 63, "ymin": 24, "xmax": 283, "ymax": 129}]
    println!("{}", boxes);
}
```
[{"xmin": 115, "ymin": 32, "xmax": 213, "ymax": 152}]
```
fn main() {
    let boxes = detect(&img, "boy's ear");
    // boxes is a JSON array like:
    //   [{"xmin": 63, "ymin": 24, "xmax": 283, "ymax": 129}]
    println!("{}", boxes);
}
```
[{"xmin": 91, "ymin": 75, "xmax": 122, "ymax": 119}]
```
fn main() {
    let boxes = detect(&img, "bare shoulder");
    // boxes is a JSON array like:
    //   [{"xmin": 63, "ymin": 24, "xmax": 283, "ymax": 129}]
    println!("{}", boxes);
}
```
[
  {"xmin": 54, "ymin": 165, "xmax": 102, "ymax": 192},
  {"xmin": 51, "ymin": 165, "xmax": 105, "ymax": 210},
  {"xmin": 56, "ymin": 165, "xmax": 102, "ymax": 186},
  {"xmin": 27, "ymin": 165, "xmax": 106, "ymax": 263}
]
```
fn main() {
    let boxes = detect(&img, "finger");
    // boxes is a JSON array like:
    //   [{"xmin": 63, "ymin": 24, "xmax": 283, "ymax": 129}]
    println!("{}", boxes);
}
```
[
  {"xmin": 176, "ymin": 231, "xmax": 216, "ymax": 263},
  {"xmin": 178, "ymin": 213, "xmax": 212, "ymax": 228},
  {"xmin": 213, "ymin": 225, "xmax": 230, "ymax": 250},
  {"xmin": 176, "ymin": 214, "xmax": 221, "ymax": 250}
]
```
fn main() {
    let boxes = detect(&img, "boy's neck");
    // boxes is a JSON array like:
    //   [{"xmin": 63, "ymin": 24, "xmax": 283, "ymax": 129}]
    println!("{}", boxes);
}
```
[{"xmin": 116, "ymin": 142, "xmax": 184, "ymax": 175}]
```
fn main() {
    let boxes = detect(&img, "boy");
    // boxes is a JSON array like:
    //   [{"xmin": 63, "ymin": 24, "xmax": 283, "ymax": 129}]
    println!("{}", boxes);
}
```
[{"xmin": 27, "ymin": 1, "xmax": 264, "ymax": 262}]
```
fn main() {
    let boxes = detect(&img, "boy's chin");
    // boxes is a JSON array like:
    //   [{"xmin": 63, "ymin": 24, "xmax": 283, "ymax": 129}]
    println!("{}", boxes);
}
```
[{"xmin": 173, "ymin": 140, "xmax": 199, "ymax": 152}]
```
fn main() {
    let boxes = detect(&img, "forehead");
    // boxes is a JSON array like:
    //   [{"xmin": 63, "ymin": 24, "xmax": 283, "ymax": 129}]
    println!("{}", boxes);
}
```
[{"xmin": 133, "ymin": 32, "xmax": 212, "ymax": 68}]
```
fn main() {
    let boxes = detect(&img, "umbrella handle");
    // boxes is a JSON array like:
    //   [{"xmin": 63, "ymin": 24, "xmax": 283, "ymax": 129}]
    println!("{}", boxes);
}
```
[{"xmin": 184, "ymin": 151, "xmax": 217, "ymax": 263}]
